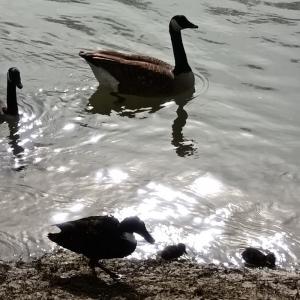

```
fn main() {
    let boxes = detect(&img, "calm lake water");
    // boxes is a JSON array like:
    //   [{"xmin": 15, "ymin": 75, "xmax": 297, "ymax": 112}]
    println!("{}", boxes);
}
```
[{"xmin": 0, "ymin": 0, "xmax": 299, "ymax": 268}]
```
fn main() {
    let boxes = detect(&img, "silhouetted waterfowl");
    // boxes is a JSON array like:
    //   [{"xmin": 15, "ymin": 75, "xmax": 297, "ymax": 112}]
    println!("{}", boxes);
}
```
[
  {"xmin": 159, "ymin": 243, "xmax": 187, "ymax": 260},
  {"xmin": 48, "ymin": 215, "xmax": 155, "ymax": 279},
  {"xmin": 0, "ymin": 68, "xmax": 23, "ymax": 117},
  {"xmin": 242, "ymin": 247, "xmax": 276, "ymax": 268},
  {"xmin": 79, "ymin": 15, "xmax": 198, "ymax": 96}
]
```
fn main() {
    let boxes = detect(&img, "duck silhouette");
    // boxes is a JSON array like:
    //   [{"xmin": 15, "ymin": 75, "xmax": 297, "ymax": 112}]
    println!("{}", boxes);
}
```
[
  {"xmin": 242, "ymin": 247, "xmax": 276, "ymax": 268},
  {"xmin": 159, "ymin": 243, "xmax": 187, "ymax": 260},
  {"xmin": 48, "ymin": 215, "xmax": 155, "ymax": 279}
]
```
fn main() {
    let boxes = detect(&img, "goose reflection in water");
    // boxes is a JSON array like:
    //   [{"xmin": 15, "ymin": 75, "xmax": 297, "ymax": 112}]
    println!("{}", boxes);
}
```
[
  {"xmin": 86, "ymin": 87, "xmax": 197, "ymax": 157},
  {"xmin": 2, "ymin": 119, "xmax": 26, "ymax": 171},
  {"xmin": 172, "ymin": 95, "xmax": 197, "ymax": 157}
]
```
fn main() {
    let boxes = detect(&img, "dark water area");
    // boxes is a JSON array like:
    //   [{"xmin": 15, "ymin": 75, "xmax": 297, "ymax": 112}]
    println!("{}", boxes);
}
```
[{"xmin": 0, "ymin": 0, "xmax": 299, "ymax": 268}]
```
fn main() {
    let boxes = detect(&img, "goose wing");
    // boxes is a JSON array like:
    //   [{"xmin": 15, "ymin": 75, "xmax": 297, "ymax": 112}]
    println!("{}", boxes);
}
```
[
  {"xmin": 49, "ymin": 216, "xmax": 121, "ymax": 256},
  {"xmin": 96, "ymin": 50, "xmax": 173, "ymax": 69},
  {"xmin": 80, "ymin": 50, "xmax": 175, "ymax": 95},
  {"xmin": 55, "ymin": 215, "xmax": 119, "ymax": 234}
]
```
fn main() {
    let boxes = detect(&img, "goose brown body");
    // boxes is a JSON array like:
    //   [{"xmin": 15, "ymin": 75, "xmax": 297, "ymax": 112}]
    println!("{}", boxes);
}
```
[
  {"xmin": 80, "ymin": 50, "xmax": 175, "ymax": 96},
  {"xmin": 79, "ymin": 15, "xmax": 198, "ymax": 97}
]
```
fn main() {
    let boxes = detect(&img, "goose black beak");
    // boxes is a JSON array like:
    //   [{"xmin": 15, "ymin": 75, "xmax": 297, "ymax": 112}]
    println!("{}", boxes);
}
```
[
  {"xmin": 17, "ymin": 82, "xmax": 23, "ymax": 89},
  {"xmin": 189, "ymin": 23, "xmax": 198, "ymax": 29},
  {"xmin": 141, "ymin": 230, "xmax": 155, "ymax": 244}
]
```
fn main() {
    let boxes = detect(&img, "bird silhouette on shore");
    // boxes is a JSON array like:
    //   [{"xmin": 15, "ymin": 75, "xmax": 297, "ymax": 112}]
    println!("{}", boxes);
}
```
[
  {"xmin": 242, "ymin": 247, "xmax": 276, "ymax": 268},
  {"xmin": 159, "ymin": 243, "xmax": 187, "ymax": 260},
  {"xmin": 48, "ymin": 215, "xmax": 155, "ymax": 279}
]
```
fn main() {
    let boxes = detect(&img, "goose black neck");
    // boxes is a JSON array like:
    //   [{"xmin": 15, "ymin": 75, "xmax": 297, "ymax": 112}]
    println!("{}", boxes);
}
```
[
  {"xmin": 6, "ymin": 79, "xmax": 18, "ymax": 115},
  {"xmin": 170, "ymin": 28, "xmax": 191, "ymax": 75}
]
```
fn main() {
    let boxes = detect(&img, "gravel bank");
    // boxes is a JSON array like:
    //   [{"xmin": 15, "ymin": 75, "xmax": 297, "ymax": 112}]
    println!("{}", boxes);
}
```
[{"xmin": 0, "ymin": 250, "xmax": 299, "ymax": 299}]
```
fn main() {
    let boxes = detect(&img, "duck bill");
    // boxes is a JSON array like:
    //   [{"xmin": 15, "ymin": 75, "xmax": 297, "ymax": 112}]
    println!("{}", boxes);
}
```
[
  {"xmin": 188, "ymin": 22, "xmax": 198, "ymax": 29},
  {"xmin": 141, "ymin": 230, "xmax": 155, "ymax": 244}
]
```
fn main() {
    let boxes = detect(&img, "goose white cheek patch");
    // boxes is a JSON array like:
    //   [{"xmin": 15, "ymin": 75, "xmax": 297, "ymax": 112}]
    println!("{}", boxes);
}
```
[{"xmin": 170, "ymin": 19, "xmax": 182, "ymax": 31}]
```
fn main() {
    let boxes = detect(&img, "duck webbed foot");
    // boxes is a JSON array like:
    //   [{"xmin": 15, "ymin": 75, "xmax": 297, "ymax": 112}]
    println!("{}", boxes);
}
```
[{"xmin": 89, "ymin": 259, "xmax": 120, "ymax": 280}]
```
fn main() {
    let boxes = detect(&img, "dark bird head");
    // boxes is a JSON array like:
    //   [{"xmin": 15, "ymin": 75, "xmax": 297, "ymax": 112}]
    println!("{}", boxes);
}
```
[
  {"xmin": 265, "ymin": 252, "xmax": 276, "ymax": 268},
  {"xmin": 177, "ymin": 243, "xmax": 187, "ymax": 254},
  {"xmin": 120, "ymin": 216, "xmax": 155, "ymax": 244},
  {"xmin": 170, "ymin": 15, "xmax": 198, "ymax": 32},
  {"xmin": 8, "ymin": 67, "xmax": 23, "ymax": 89}
]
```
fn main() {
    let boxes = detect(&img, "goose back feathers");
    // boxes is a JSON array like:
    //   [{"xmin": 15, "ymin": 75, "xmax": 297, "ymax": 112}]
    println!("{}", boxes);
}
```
[{"xmin": 79, "ymin": 15, "xmax": 198, "ymax": 96}]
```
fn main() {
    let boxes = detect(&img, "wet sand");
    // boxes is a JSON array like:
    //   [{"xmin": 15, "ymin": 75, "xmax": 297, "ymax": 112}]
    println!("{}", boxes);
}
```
[{"xmin": 0, "ymin": 250, "xmax": 299, "ymax": 299}]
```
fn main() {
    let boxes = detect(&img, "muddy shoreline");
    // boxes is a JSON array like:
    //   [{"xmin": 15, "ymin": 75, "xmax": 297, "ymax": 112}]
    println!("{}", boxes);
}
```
[{"xmin": 0, "ymin": 250, "xmax": 299, "ymax": 299}]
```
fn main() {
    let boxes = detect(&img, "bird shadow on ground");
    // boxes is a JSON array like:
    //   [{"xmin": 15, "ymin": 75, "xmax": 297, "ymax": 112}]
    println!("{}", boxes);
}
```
[{"xmin": 49, "ymin": 273, "xmax": 143, "ymax": 299}]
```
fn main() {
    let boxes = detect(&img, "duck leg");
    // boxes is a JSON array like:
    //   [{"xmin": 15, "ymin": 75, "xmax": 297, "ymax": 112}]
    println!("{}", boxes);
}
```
[
  {"xmin": 88, "ymin": 259, "xmax": 98, "ymax": 277},
  {"xmin": 89, "ymin": 259, "xmax": 120, "ymax": 280}
]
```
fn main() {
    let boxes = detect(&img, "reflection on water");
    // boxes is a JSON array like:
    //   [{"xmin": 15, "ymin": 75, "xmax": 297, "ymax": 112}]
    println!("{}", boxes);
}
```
[
  {"xmin": 172, "ymin": 104, "xmax": 197, "ymax": 157},
  {"xmin": 87, "ymin": 88, "xmax": 172, "ymax": 116},
  {"xmin": 0, "ymin": 117, "xmax": 26, "ymax": 171},
  {"xmin": 88, "ymin": 87, "xmax": 198, "ymax": 157},
  {"xmin": 0, "ymin": 0, "xmax": 300, "ymax": 268},
  {"xmin": 7, "ymin": 120, "xmax": 26, "ymax": 170}
]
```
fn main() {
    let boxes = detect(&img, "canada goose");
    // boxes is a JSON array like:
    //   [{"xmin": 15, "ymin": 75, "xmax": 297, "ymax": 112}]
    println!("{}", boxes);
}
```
[
  {"xmin": 159, "ymin": 243, "xmax": 187, "ymax": 260},
  {"xmin": 48, "ymin": 215, "xmax": 155, "ymax": 279},
  {"xmin": 0, "ymin": 68, "xmax": 23, "ymax": 117},
  {"xmin": 79, "ymin": 15, "xmax": 198, "ymax": 96},
  {"xmin": 242, "ymin": 247, "xmax": 276, "ymax": 268}
]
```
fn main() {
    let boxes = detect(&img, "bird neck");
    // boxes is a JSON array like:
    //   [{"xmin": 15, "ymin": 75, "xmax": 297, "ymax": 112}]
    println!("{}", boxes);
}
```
[
  {"xmin": 119, "ymin": 222, "xmax": 133, "ymax": 234},
  {"xmin": 170, "ymin": 27, "xmax": 191, "ymax": 75},
  {"xmin": 6, "ymin": 79, "xmax": 18, "ymax": 115}
]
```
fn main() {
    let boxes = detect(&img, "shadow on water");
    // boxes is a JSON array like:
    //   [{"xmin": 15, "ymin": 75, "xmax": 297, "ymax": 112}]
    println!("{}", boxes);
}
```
[
  {"xmin": 0, "ymin": 118, "xmax": 26, "ymax": 171},
  {"xmin": 87, "ymin": 87, "xmax": 197, "ymax": 157}
]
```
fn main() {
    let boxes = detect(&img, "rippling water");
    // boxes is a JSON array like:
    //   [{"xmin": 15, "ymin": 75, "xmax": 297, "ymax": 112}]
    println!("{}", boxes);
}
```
[{"xmin": 0, "ymin": 0, "xmax": 299, "ymax": 268}]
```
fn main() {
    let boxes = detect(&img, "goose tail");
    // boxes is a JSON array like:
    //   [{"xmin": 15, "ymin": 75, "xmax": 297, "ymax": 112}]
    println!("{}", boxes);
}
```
[
  {"xmin": 48, "ymin": 232, "xmax": 59, "ymax": 243},
  {"xmin": 79, "ymin": 50, "xmax": 93, "ymax": 62},
  {"xmin": 79, "ymin": 50, "xmax": 87, "ymax": 58}
]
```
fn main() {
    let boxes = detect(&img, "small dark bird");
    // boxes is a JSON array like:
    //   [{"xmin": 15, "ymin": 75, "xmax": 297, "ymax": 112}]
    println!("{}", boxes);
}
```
[
  {"xmin": 242, "ymin": 247, "xmax": 276, "ymax": 268},
  {"xmin": 0, "ymin": 68, "xmax": 23, "ymax": 117},
  {"xmin": 159, "ymin": 243, "xmax": 187, "ymax": 260},
  {"xmin": 48, "ymin": 215, "xmax": 155, "ymax": 279}
]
